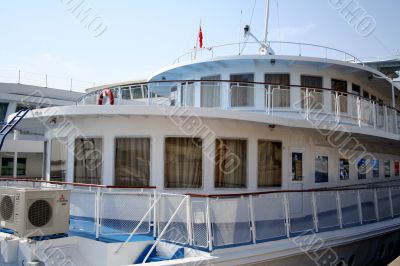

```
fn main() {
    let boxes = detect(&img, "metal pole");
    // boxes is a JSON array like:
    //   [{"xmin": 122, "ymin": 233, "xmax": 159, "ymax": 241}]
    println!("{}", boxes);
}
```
[
  {"xmin": 263, "ymin": 0, "xmax": 270, "ymax": 44},
  {"xmin": 18, "ymin": 70, "xmax": 21, "ymax": 84}
]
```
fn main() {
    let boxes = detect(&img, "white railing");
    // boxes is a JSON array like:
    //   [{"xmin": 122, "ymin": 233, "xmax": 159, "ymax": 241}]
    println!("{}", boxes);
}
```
[
  {"xmin": 173, "ymin": 41, "xmax": 364, "ymax": 65},
  {"xmin": 0, "ymin": 69, "xmax": 93, "ymax": 92}
]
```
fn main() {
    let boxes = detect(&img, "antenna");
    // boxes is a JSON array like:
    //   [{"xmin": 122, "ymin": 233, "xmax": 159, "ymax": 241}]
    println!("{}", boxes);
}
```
[{"xmin": 264, "ymin": 0, "xmax": 270, "ymax": 44}]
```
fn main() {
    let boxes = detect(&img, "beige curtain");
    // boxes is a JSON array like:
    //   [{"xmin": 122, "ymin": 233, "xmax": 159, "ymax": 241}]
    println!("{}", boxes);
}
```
[
  {"xmin": 331, "ymin": 79, "xmax": 348, "ymax": 113},
  {"xmin": 230, "ymin": 74, "xmax": 254, "ymax": 107},
  {"xmin": 201, "ymin": 75, "xmax": 221, "ymax": 107},
  {"xmin": 301, "ymin": 75, "xmax": 323, "ymax": 109},
  {"xmin": 215, "ymin": 139, "xmax": 247, "ymax": 188},
  {"xmin": 115, "ymin": 138, "xmax": 150, "ymax": 186},
  {"xmin": 181, "ymin": 82, "xmax": 195, "ymax": 107},
  {"xmin": 74, "ymin": 138, "xmax": 103, "ymax": 184},
  {"xmin": 50, "ymin": 138, "xmax": 68, "ymax": 182},
  {"xmin": 258, "ymin": 140, "xmax": 282, "ymax": 187},
  {"xmin": 165, "ymin": 138, "xmax": 202, "ymax": 188},
  {"xmin": 265, "ymin": 74, "xmax": 290, "ymax": 108}
]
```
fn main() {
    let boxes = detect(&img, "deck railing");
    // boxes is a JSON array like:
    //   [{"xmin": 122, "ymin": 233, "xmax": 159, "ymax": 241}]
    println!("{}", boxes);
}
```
[
  {"xmin": 77, "ymin": 80, "xmax": 400, "ymax": 136},
  {"xmin": 172, "ymin": 41, "xmax": 364, "ymax": 65}
]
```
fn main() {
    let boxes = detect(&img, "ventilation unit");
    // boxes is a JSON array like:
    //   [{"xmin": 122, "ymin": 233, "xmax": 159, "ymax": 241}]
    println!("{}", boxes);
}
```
[{"xmin": 0, "ymin": 187, "xmax": 70, "ymax": 237}]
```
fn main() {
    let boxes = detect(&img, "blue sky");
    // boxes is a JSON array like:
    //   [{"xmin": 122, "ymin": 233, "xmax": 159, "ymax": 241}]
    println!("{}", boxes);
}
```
[{"xmin": 0, "ymin": 0, "xmax": 399, "ymax": 91}]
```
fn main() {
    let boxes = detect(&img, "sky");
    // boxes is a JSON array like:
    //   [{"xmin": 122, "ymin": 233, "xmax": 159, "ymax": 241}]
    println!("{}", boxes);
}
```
[{"xmin": 0, "ymin": 0, "xmax": 399, "ymax": 91}]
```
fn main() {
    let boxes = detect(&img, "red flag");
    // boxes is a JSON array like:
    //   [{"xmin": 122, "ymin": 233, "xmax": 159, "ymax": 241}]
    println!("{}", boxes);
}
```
[{"xmin": 198, "ymin": 26, "xmax": 203, "ymax": 48}]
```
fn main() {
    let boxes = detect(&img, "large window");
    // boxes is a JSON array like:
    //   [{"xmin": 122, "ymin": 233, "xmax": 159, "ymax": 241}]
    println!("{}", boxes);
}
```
[
  {"xmin": 1, "ymin": 157, "xmax": 26, "ymax": 176},
  {"xmin": 165, "ymin": 137, "xmax": 202, "ymax": 188},
  {"xmin": 358, "ymin": 159, "xmax": 367, "ymax": 179},
  {"xmin": 215, "ymin": 139, "xmax": 247, "ymax": 188},
  {"xmin": 301, "ymin": 75, "xmax": 323, "ymax": 109},
  {"xmin": 258, "ymin": 140, "xmax": 282, "ymax": 187},
  {"xmin": 395, "ymin": 161, "xmax": 400, "ymax": 177},
  {"xmin": 230, "ymin": 74, "xmax": 254, "ymax": 107},
  {"xmin": 315, "ymin": 155, "xmax": 328, "ymax": 183},
  {"xmin": 331, "ymin": 79, "xmax": 348, "ymax": 113},
  {"xmin": 384, "ymin": 160, "xmax": 391, "ymax": 178},
  {"xmin": 50, "ymin": 138, "xmax": 68, "ymax": 182},
  {"xmin": 74, "ymin": 138, "xmax": 103, "ymax": 184},
  {"xmin": 115, "ymin": 138, "xmax": 150, "ymax": 186},
  {"xmin": 0, "ymin": 103, "xmax": 8, "ymax": 122},
  {"xmin": 372, "ymin": 160, "xmax": 380, "ymax": 178},
  {"xmin": 339, "ymin": 158, "xmax": 349, "ymax": 180},
  {"xmin": 201, "ymin": 75, "xmax": 221, "ymax": 107},
  {"xmin": 181, "ymin": 82, "xmax": 195, "ymax": 107},
  {"xmin": 265, "ymin": 74, "xmax": 290, "ymax": 108}
]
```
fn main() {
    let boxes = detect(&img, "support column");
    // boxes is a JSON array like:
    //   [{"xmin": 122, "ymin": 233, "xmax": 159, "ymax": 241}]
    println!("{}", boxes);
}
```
[
  {"xmin": 13, "ymin": 152, "xmax": 17, "ymax": 178},
  {"xmin": 66, "ymin": 137, "xmax": 74, "ymax": 183}
]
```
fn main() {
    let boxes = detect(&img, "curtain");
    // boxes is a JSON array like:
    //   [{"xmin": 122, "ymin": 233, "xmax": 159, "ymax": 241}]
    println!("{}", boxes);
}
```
[
  {"xmin": 265, "ymin": 74, "xmax": 290, "ymax": 108},
  {"xmin": 215, "ymin": 139, "xmax": 247, "ymax": 188},
  {"xmin": 331, "ymin": 79, "xmax": 348, "ymax": 113},
  {"xmin": 165, "ymin": 138, "xmax": 202, "ymax": 188},
  {"xmin": 301, "ymin": 75, "xmax": 323, "ymax": 109},
  {"xmin": 115, "ymin": 138, "xmax": 150, "ymax": 186},
  {"xmin": 230, "ymin": 74, "xmax": 254, "ymax": 107},
  {"xmin": 258, "ymin": 140, "xmax": 282, "ymax": 187},
  {"xmin": 50, "ymin": 138, "xmax": 68, "ymax": 182},
  {"xmin": 201, "ymin": 75, "xmax": 221, "ymax": 107},
  {"xmin": 74, "ymin": 138, "xmax": 103, "ymax": 184},
  {"xmin": 181, "ymin": 82, "xmax": 195, "ymax": 107}
]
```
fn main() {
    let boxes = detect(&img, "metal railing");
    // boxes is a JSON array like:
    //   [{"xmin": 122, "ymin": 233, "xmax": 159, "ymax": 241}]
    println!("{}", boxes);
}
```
[
  {"xmin": 77, "ymin": 80, "xmax": 400, "ymax": 136},
  {"xmin": 173, "ymin": 41, "xmax": 364, "ymax": 65}
]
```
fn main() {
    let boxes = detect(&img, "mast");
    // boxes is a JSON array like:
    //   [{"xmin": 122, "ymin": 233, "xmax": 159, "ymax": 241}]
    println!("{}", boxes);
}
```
[{"xmin": 263, "ymin": 0, "xmax": 270, "ymax": 44}]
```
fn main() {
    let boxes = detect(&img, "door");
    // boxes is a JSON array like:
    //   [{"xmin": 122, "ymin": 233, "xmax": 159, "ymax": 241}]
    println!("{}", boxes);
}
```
[{"xmin": 289, "ymin": 149, "xmax": 304, "ymax": 190}]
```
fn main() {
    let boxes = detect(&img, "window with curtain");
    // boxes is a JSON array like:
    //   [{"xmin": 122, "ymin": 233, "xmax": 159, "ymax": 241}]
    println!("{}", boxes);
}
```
[
  {"xmin": 331, "ymin": 79, "xmax": 348, "ymax": 113},
  {"xmin": 258, "ymin": 140, "xmax": 282, "ymax": 187},
  {"xmin": 230, "ymin": 74, "xmax": 254, "ymax": 107},
  {"xmin": 0, "ymin": 103, "xmax": 9, "ymax": 122},
  {"xmin": 315, "ymin": 156, "xmax": 328, "ymax": 183},
  {"xmin": 339, "ymin": 158, "xmax": 349, "ymax": 180},
  {"xmin": 181, "ymin": 82, "xmax": 195, "ymax": 107},
  {"xmin": 384, "ymin": 160, "xmax": 391, "ymax": 178},
  {"xmin": 372, "ymin": 160, "xmax": 380, "ymax": 178},
  {"xmin": 358, "ymin": 159, "xmax": 367, "ymax": 179},
  {"xmin": 1, "ymin": 157, "xmax": 26, "ymax": 176},
  {"xmin": 201, "ymin": 75, "xmax": 221, "ymax": 107},
  {"xmin": 165, "ymin": 137, "xmax": 202, "ymax": 188},
  {"xmin": 115, "ymin": 138, "xmax": 150, "ymax": 186},
  {"xmin": 301, "ymin": 75, "xmax": 323, "ymax": 109},
  {"xmin": 215, "ymin": 139, "xmax": 247, "ymax": 188},
  {"xmin": 395, "ymin": 161, "xmax": 399, "ymax": 177},
  {"xmin": 50, "ymin": 138, "xmax": 68, "ymax": 182},
  {"xmin": 74, "ymin": 138, "xmax": 103, "ymax": 184},
  {"xmin": 265, "ymin": 74, "xmax": 290, "ymax": 108}
]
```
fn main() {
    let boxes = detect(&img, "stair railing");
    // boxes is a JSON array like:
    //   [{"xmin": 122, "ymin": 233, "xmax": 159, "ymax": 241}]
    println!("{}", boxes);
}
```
[{"xmin": 142, "ymin": 195, "xmax": 189, "ymax": 264}]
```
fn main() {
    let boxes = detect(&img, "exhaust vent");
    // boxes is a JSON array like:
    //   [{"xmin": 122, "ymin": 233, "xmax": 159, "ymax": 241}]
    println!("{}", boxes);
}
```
[
  {"xmin": 0, "ymin": 195, "xmax": 14, "ymax": 221},
  {"xmin": 28, "ymin": 200, "xmax": 52, "ymax": 227}
]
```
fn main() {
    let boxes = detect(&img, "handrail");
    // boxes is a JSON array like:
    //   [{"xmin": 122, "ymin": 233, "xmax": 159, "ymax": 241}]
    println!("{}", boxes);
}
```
[
  {"xmin": 173, "ymin": 41, "xmax": 365, "ymax": 65},
  {"xmin": 0, "ymin": 178, "xmax": 157, "ymax": 189},
  {"xmin": 76, "ymin": 79, "xmax": 400, "ymax": 113},
  {"xmin": 186, "ymin": 183, "xmax": 400, "ymax": 198}
]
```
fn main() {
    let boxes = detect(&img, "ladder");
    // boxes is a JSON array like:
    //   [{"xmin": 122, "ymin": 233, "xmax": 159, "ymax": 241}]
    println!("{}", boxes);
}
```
[{"xmin": 0, "ymin": 109, "xmax": 30, "ymax": 151}]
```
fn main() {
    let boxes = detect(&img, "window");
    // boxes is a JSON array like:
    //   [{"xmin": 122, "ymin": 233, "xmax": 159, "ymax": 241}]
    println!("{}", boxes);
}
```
[
  {"xmin": 258, "ymin": 140, "xmax": 282, "ymax": 187},
  {"xmin": 331, "ymin": 79, "xmax": 348, "ymax": 113},
  {"xmin": 363, "ymin": 91, "xmax": 370, "ymax": 99},
  {"xmin": 265, "ymin": 74, "xmax": 290, "ymax": 108},
  {"xmin": 357, "ymin": 159, "xmax": 367, "ymax": 179},
  {"xmin": 291, "ymin": 152, "xmax": 303, "ymax": 181},
  {"xmin": 339, "ymin": 158, "xmax": 349, "ymax": 180},
  {"xmin": 230, "ymin": 74, "xmax": 254, "ymax": 107},
  {"xmin": 74, "ymin": 138, "xmax": 103, "ymax": 184},
  {"xmin": 372, "ymin": 160, "xmax": 380, "ymax": 178},
  {"xmin": 131, "ymin": 85, "xmax": 144, "ymax": 99},
  {"xmin": 121, "ymin": 87, "xmax": 131, "ymax": 100},
  {"xmin": 0, "ymin": 103, "xmax": 9, "ymax": 122},
  {"xmin": 301, "ymin": 75, "xmax": 323, "ymax": 109},
  {"xmin": 50, "ymin": 138, "xmax": 68, "ymax": 182},
  {"xmin": 395, "ymin": 161, "xmax": 400, "ymax": 177},
  {"xmin": 201, "ymin": 75, "xmax": 221, "ymax": 107},
  {"xmin": 1, "ymin": 158, "xmax": 26, "ymax": 176},
  {"xmin": 181, "ymin": 82, "xmax": 195, "ymax": 107},
  {"xmin": 315, "ymin": 156, "xmax": 328, "ymax": 183},
  {"xmin": 165, "ymin": 137, "xmax": 202, "ymax": 188},
  {"xmin": 115, "ymin": 138, "xmax": 150, "ymax": 186},
  {"xmin": 371, "ymin": 95, "xmax": 377, "ymax": 101},
  {"xmin": 215, "ymin": 139, "xmax": 247, "ymax": 188},
  {"xmin": 385, "ymin": 160, "xmax": 391, "ymax": 178},
  {"xmin": 16, "ymin": 103, "xmax": 37, "ymax": 112},
  {"xmin": 352, "ymin": 84, "xmax": 361, "ymax": 95}
]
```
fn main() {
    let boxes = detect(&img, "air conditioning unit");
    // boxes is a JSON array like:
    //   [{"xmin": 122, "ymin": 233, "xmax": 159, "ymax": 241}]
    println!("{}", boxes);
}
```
[{"xmin": 0, "ymin": 187, "xmax": 70, "ymax": 237}]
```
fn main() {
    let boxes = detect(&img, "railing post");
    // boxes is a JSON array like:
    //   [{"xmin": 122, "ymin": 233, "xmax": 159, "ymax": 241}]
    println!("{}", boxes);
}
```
[
  {"xmin": 384, "ymin": 106, "xmax": 389, "ymax": 132},
  {"xmin": 374, "ymin": 189, "xmax": 379, "ymax": 222},
  {"xmin": 205, "ymin": 197, "xmax": 213, "ymax": 251},
  {"xmin": 372, "ymin": 102, "xmax": 377, "ymax": 128},
  {"xmin": 357, "ymin": 190, "xmax": 363, "ymax": 225},
  {"xmin": 305, "ymin": 88, "xmax": 310, "ymax": 120},
  {"xmin": 186, "ymin": 195, "xmax": 193, "ymax": 246},
  {"xmin": 335, "ymin": 92, "xmax": 340, "ymax": 122},
  {"xmin": 283, "ymin": 193, "xmax": 290, "ymax": 238},
  {"xmin": 95, "ymin": 187, "xmax": 102, "ymax": 240},
  {"xmin": 249, "ymin": 195, "xmax": 257, "ymax": 244},
  {"xmin": 266, "ymin": 85, "xmax": 271, "ymax": 115},
  {"xmin": 389, "ymin": 188, "xmax": 394, "ymax": 218},
  {"xmin": 336, "ymin": 191, "xmax": 343, "ymax": 229},
  {"xmin": 311, "ymin": 192, "xmax": 318, "ymax": 232},
  {"xmin": 153, "ymin": 189, "xmax": 157, "ymax": 238},
  {"xmin": 357, "ymin": 97, "xmax": 361, "ymax": 127},
  {"xmin": 45, "ymin": 74, "xmax": 48, "ymax": 88}
]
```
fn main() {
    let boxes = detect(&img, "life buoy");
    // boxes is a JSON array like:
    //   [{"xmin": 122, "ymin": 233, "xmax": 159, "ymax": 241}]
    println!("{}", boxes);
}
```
[{"xmin": 97, "ymin": 88, "xmax": 114, "ymax": 105}]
